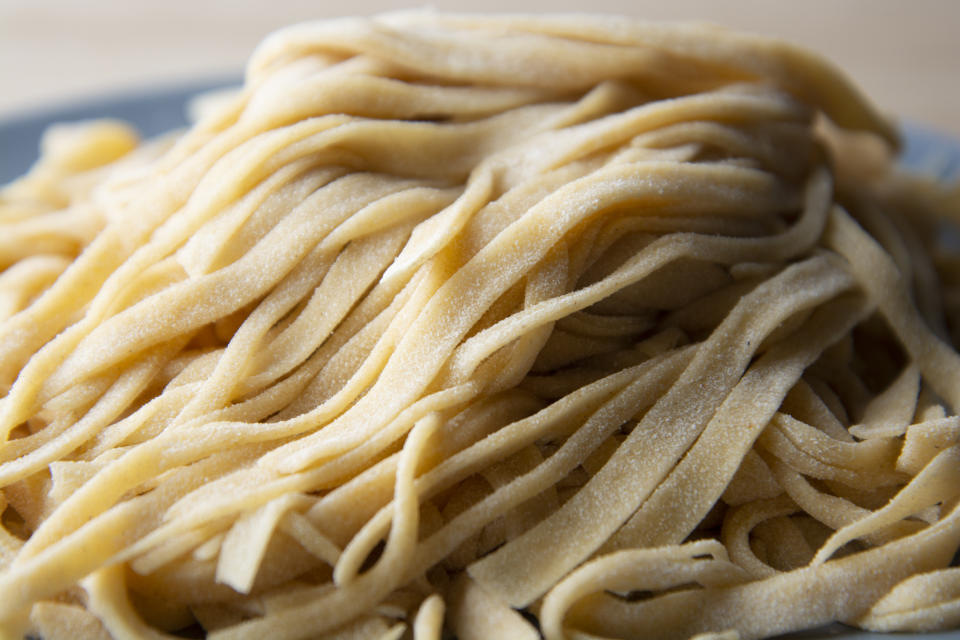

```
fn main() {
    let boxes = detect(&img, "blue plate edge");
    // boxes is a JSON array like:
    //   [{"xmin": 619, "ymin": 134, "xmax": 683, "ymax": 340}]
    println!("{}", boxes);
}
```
[{"xmin": 0, "ymin": 76, "xmax": 240, "ymax": 185}]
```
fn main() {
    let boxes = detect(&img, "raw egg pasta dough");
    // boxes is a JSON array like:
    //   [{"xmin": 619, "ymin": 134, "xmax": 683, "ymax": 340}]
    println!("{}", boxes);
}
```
[{"xmin": 2, "ymin": 11, "xmax": 960, "ymax": 640}]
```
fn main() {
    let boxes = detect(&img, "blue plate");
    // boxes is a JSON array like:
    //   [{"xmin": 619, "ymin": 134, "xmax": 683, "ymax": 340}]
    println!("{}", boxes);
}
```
[
  {"xmin": 0, "ymin": 77, "xmax": 239, "ymax": 185},
  {"xmin": 0, "ymin": 83, "xmax": 959, "ymax": 640},
  {"xmin": 901, "ymin": 121, "xmax": 960, "ymax": 182}
]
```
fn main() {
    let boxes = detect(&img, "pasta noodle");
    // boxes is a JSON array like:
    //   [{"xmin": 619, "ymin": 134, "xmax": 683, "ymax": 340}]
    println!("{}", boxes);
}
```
[{"xmin": 2, "ymin": 10, "xmax": 960, "ymax": 640}]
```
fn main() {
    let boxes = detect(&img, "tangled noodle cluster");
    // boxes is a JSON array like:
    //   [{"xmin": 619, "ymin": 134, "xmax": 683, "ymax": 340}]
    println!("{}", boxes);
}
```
[{"xmin": 1, "ymin": 11, "xmax": 960, "ymax": 640}]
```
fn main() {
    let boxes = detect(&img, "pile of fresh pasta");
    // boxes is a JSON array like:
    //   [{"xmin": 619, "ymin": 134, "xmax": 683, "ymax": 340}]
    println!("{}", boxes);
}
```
[{"xmin": 2, "ymin": 11, "xmax": 960, "ymax": 640}]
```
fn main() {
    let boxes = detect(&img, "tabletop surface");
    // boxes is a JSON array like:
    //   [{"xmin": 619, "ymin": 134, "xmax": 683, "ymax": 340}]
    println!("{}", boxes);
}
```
[{"xmin": 1, "ymin": 0, "xmax": 958, "ymax": 138}]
